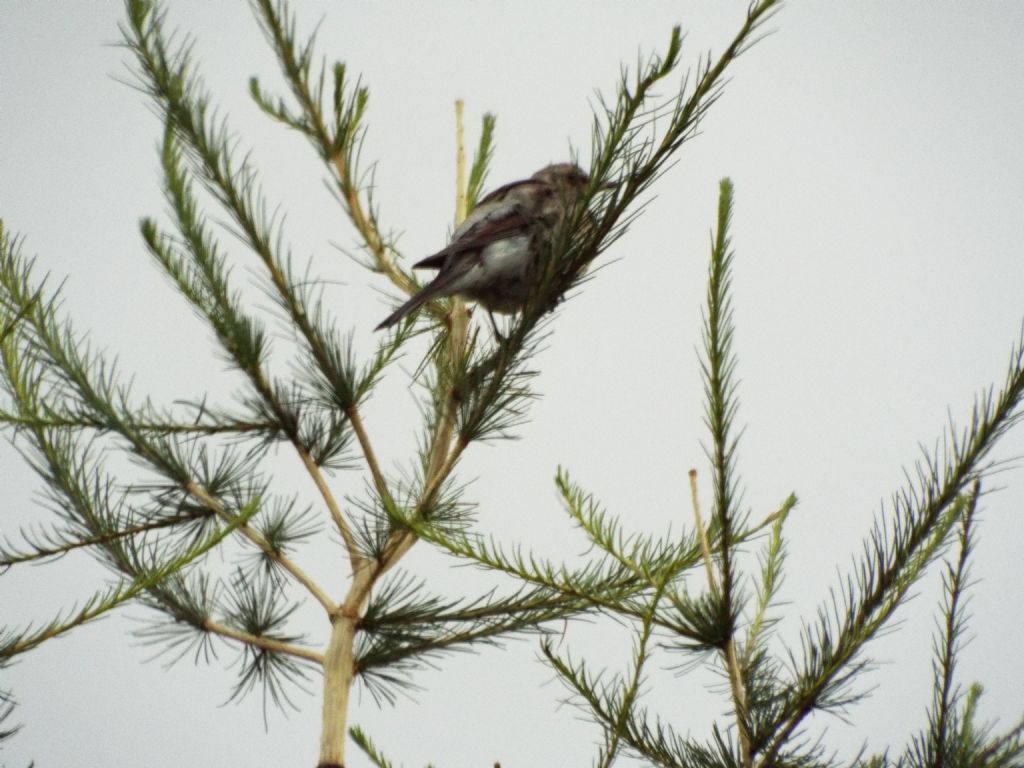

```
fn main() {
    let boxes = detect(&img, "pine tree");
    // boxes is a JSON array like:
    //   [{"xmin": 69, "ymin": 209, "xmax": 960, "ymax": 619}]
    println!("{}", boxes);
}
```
[{"xmin": 2, "ymin": 2, "xmax": 1023, "ymax": 767}]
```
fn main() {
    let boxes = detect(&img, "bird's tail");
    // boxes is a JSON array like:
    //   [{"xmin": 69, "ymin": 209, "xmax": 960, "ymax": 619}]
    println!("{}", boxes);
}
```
[
  {"xmin": 374, "ymin": 287, "xmax": 442, "ymax": 331},
  {"xmin": 375, "ymin": 262, "xmax": 474, "ymax": 331}
]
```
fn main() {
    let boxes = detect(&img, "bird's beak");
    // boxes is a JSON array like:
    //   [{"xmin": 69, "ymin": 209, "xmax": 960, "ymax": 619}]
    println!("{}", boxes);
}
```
[{"xmin": 597, "ymin": 179, "xmax": 619, "ymax": 191}]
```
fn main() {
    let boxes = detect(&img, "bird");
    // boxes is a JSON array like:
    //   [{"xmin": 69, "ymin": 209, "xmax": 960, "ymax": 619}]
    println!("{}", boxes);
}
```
[{"xmin": 374, "ymin": 163, "xmax": 596, "ymax": 331}]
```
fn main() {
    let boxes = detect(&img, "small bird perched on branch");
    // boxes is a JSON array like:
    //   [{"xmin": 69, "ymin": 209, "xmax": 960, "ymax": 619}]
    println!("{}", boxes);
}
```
[{"xmin": 375, "ymin": 163, "xmax": 597, "ymax": 331}]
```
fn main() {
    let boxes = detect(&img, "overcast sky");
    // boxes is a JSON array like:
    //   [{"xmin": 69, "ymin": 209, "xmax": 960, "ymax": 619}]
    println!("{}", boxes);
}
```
[{"xmin": 2, "ymin": 2, "xmax": 1023, "ymax": 767}]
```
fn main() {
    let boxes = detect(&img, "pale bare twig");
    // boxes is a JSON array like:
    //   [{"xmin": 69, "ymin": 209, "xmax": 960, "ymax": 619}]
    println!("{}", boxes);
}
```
[
  {"xmin": 689, "ymin": 469, "xmax": 751, "ymax": 766},
  {"xmin": 203, "ymin": 618, "xmax": 325, "ymax": 665},
  {"xmin": 184, "ymin": 481, "xmax": 337, "ymax": 614},
  {"xmin": 298, "ymin": 447, "xmax": 363, "ymax": 571},
  {"xmin": 346, "ymin": 407, "xmax": 391, "ymax": 510}
]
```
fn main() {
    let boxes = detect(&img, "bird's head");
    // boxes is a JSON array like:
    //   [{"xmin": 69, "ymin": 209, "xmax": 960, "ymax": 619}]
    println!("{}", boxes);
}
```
[
  {"xmin": 532, "ymin": 163, "xmax": 591, "ymax": 190},
  {"xmin": 532, "ymin": 163, "xmax": 618, "ymax": 197}
]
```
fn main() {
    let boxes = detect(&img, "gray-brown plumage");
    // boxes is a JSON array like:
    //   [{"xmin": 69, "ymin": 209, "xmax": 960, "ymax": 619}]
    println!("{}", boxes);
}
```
[{"xmin": 375, "ymin": 163, "xmax": 593, "ymax": 331}]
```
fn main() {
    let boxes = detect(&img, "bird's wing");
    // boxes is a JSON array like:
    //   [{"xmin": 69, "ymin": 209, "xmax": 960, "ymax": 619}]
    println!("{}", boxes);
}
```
[
  {"xmin": 413, "ymin": 200, "xmax": 532, "ymax": 270},
  {"xmin": 475, "ymin": 176, "xmax": 534, "ymax": 206}
]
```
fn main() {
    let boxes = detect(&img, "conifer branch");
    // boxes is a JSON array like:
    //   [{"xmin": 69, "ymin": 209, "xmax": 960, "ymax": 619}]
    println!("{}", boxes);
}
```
[
  {"xmin": 298, "ymin": 447, "xmax": 361, "ymax": 567},
  {"xmin": 929, "ymin": 482, "xmax": 978, "ymax": 767},
  {"xmin": 699, "ymin": 179, "xmax": 751, "ymax": 762},
  {"xmin": 759, "ymin": 331, "xmax": 1024, "ymax": 762},
  {"xmin": 690, "ymin": 470, "xmax": 750, "ymax": 764},
  {"xmin": 2, "ymin": 225, "xmax": 338, "ymax": 614},
  {"xmin": 146, "ymin": 121, "xmax": 361, "ymax": 557},
  {"xmin": 541, "ymin": 638, "xmax": 717, "ymax": 768},
  {"xmin": 557, "ymin": 467, "xmax": 700, "ymax": 585},
  {"xmin": 248, "ymin": 0, "xmax": 421, "ymax": 303},
  {"xmin": 124, "ymin": 1, "xmax": 372, "ymax": 475},
  {"xmin": 356, "ymin": 580, "xmax": 597, "ymax": 680},
  {"xmin": 422, "ymin": 101, "xmax": 470, "ymax": 512},
  {"xmin": 348, "ymin": 726, "xmax": 396, "ymax": 768},
  {"xmin": 689, "ymin": 469, "xmax": 719, "ymax": 592},
  {"xmin": 203, "ymin": 618, "xmax": 325, "ymax": 665},
  {"xmin": 892, "ymin": 482, "xmax": 1023, "ymax": 768},
  {"xmin": 743, "ymin": 494, "xmax": 796, "ymax": 663},
  {"xmin": 371, "ymin": 104, "xmax": 479, "ymax": 580},
  {"xmin": 183, "ymin": 480, "xmax": 336, "ymax": 613},
  {"xmin": 0, "ymin": 509, "xmax": 211, "ymax": 568},
  {"xmin": 0, "ymin": 411, "xmax": 280, "ymax": 435},
  {"xmin": 1, "ymin": 497, "xmax": 261, "ymax": 659},
  {"xmin": 346, "ymin": 406, "xmax": 392, "ymax": 518},
  {"xmin": 6, "ymin": 255, "xmax": 337, "ymax": 617},
  {"xmin": 597, "ymin": 582, "xmax": 666, "ymax": 768},
  {"xmin": 444, "ymin": 1, "xmax": 782, "ymax": 457}
]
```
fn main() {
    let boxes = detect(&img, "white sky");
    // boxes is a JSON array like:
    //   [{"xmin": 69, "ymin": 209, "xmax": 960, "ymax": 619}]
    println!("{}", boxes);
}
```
[{"xmin": 2, "ymin": 2, "xmax": 1023, "ymax": 767}]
